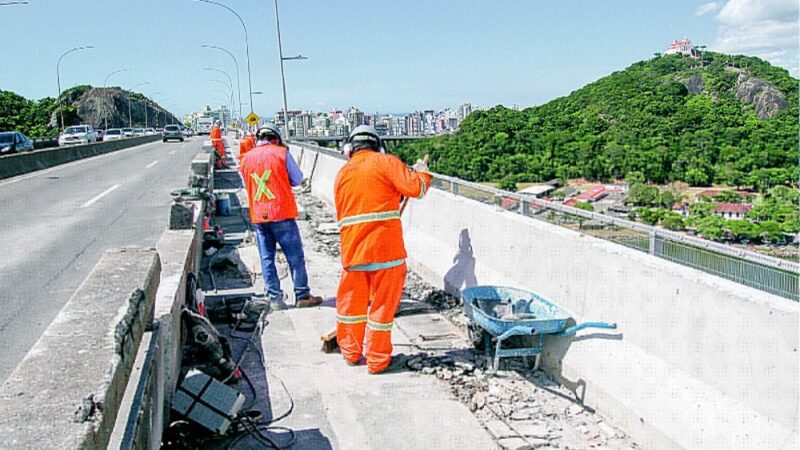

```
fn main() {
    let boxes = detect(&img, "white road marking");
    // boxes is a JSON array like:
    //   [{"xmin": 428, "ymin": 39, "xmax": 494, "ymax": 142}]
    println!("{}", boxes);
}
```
[
  {"xmin": 0, "ymin": 140, "xmax": 163, "ymax": 187},
  {"xmin": 146, "ymin": 160, "xmax": 159, "ymax": 168},
  {"xmin": 81, "ymin": 184, "xmax": 121, "ymax": 208}
]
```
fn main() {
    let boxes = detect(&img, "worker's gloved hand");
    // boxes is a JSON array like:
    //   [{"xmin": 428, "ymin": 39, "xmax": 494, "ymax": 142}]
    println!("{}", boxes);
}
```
[{"xmin": 412, "ymin": 158, "xmax": 429, "ymax": 173}]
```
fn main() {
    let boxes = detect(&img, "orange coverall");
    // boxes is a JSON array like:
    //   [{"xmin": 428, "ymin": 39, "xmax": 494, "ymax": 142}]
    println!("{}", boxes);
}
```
[
  {"xmin": 239, "ymin": 134, "xmax": 255, "ymax": 158},
  {"xmin": 210, "ymin": 126, "xmax": 225, "ymax": 164},
  {"xmin": 334, "ymin": 150, "xmax": 431, "ymax": 373}
]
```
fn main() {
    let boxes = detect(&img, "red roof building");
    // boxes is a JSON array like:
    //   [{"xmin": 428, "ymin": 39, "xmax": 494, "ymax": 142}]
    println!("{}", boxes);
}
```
[
  {"xmin": 713, "ymin": 203, "xmax": 752, "ymax": 219},
  {"xmin": 576, "ymin": 185, "xmax": 607, "ymax": 202}
]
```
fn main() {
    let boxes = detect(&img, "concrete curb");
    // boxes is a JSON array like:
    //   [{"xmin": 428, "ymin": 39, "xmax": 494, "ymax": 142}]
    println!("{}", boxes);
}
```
[
  {"xmin": 0, "ymin": 248, "xmax": 160, "ymax": 450},
  {"xmin": 0, "ymin": 135, "xmax": 161, "ymax": 180}
]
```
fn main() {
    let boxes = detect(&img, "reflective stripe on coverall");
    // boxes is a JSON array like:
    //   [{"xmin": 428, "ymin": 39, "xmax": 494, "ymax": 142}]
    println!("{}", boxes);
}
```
[{"xmin": 334, "ymin": 150, "xmax": 431, "ymax": 372}]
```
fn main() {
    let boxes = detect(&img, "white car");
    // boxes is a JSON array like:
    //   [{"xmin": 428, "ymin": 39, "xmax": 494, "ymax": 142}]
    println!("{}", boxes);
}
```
[
  {"xmin": 122, "ymin": 127, "xmax": 134, "ymax": 138},
  {"xmin": 144, "ymin": 128, "xmax": 156, "ymax": 135},
  {"xmin": 104, "ymin": 128, "xmax": 124, "ymax": 141},
  {"xmin": 58, "ymin": 125, "xmax": 97, "ymax": 146}
]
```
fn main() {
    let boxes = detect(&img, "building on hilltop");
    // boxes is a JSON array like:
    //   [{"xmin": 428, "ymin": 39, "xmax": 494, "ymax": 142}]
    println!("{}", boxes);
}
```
[{"xmin": 665, "ymin": 38, "xmax": 698, "ymax": 58}]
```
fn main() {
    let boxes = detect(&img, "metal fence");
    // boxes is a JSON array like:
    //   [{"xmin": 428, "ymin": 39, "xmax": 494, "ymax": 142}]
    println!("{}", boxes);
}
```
[{"xmin": 293, "ymin": 142, "xmax": 800, "ymax": 301}]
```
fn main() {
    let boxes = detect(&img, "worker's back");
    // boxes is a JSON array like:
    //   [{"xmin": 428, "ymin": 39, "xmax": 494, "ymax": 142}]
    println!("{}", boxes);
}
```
[
  {"xmin": 240, "ymin": 144, "xmax": 298, "ymax": 224},
  {"xmin": 334, "ymin": 151, "xmax": 428, "ymax": 267}
]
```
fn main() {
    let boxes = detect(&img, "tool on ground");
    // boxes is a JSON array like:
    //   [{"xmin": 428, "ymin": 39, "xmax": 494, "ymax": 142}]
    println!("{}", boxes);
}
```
[
  {"xmin": 171, "ymin": 370, "xmax": 245, "ymax": 435},
  {"xmin": 320, "ymin": 328, "xmax": 339, "ymax": 353},
  {"xmin": 181, "ymin": 307, "xmax": 237, "ymax": 380}
]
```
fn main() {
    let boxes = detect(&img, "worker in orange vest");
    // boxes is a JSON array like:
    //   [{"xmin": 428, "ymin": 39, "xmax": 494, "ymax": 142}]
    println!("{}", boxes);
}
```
[
  {"xmin": 239, "ymin": 131, "xmax": 255, "ymax": 158},
  {"xmin": 334, "ymin": 125, "xmax": 431, "ymax": 374},
  {"xmin": 240, "ymin": 124, "xmax": 322, "ymax": 310},
  {"xmin": 210, "ymin": 121, "xmax": 226, "ymax": 168}
]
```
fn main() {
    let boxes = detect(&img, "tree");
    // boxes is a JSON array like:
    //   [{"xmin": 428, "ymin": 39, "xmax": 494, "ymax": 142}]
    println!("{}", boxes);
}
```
[
  {"xmin": 626, "ymin": 183, "xmax": 659, "ymax": 206},
  {"xmin": 695, "ymin": 215, "xmax": 726, "ymax": 241},
  {"xmin": 661, "ymin": 213, "xmax": 685, "ymax": 230},
  {"xmin": 625, "ymin": 171, "xmax": 645, "ymax": 185},
  {"xmin": 498, "ymin": 175, "xmax": 517, "ymax": 192},
  {"xmin": 725, "ymin": 220, "xmax": 761, "ymax": 243},
  {"xmin": 574, "ymin": 202, "xmax": 594, "ymax": 212}
]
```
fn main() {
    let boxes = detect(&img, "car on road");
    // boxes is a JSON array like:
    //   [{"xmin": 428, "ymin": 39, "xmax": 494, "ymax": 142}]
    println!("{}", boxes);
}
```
[
  {"xmin": 0, "ymin": 131, "xmax": 34, "ymax": 155},
  {"xmin": 104, "ymin": 128, "xmax": 124, "ymax": 141},
  {"xmin": 122, "ymin": 127, "xmax": 134, "ymax": 138},
  {"xmin": 58, "ymin": 125, "xmax": 97, "ymax": 146},
  {"xmin": 133, "ymin": 128, "xmax": 145, "ymax": 137},
  {"xmin": 96, "ymin": 129, "xmax": 105, "ymax": 142},
  {"xmin": 144, "ymin": 128, "xmax": 156, "ymax": 135},
  {"xmin": 162, "ymin": 125, "xmax": 184, "ymax": 142}
]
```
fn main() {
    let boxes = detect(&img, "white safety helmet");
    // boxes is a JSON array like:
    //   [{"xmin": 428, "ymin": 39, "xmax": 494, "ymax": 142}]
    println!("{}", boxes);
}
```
[
  {"xmin": 256, "ymin": 123, "xmax": 282, "ymax": 144},
  {"xmin": 343, "ymin": 125, "xmax": 384, "ymax": 158}
]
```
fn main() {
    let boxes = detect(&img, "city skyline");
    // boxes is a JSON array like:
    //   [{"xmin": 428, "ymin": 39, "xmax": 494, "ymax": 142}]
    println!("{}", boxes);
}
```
[{"xmin": 1, "ymin": 1, "xmax": 796, "ymax": 118}]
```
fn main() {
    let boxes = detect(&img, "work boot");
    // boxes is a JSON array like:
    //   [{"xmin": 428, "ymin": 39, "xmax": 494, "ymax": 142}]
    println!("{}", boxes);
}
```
[
  {"xmin": 368, "ymin": 354, "xmax": 409, "ymax": 375},
  {"xmin": 269, "ymin": 293, "xmax": 289, "ymax": 311},
  {"xmin": 295, "ymin": 293, "xmax": 323, "ymax": 308},
  {"xmin": 345, "ymin": 356, "xmax": 364, "ymax": 366}
]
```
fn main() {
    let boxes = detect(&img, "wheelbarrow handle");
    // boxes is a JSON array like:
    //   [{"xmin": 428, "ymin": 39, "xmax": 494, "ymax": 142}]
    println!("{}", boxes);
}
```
[
  {"xmin": 496, "ymin": 326, "xmax": 535, "ymax": 342},
  {"xmin": 554, "ymin": 322, "xmax": 617, "ymax": 337}
]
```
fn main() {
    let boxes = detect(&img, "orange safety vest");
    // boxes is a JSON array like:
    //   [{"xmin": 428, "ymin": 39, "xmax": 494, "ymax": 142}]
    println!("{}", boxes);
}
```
[
  {"xmin": 239, "ymin": 136, "xmax": 255, "ymax": 157},
  {"xmin": 240, "ymin": 144, "xmax": 299, "ymax": 224},
  {"xmin": 334, "ymin": 151, "xmax": 431, "ymax": 268},
  {"xmin": 210, "ymin": 127, "xmax": 222, "ymax": 140}
]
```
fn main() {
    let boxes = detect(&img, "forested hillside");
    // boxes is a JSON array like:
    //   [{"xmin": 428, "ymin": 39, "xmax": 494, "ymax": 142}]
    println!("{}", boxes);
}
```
[{"xmin": 395, "ymin": 52, "xmax": 798, "ymax": 190}]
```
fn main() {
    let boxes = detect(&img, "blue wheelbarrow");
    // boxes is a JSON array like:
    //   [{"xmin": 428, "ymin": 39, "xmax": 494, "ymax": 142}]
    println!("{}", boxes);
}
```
[{"xmin": 463, "ymin": 286, "xmax": 616, "ymax": 373}]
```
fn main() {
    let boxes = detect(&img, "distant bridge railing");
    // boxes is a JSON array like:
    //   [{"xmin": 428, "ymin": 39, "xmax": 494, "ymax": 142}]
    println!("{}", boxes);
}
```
[
  {"xmin": 292, "ymin": 142, "xmax": 800, "ymax": 300},
  {"xmin": 290, "ymin": 135, "xmax": 424, "ymax": 145}
]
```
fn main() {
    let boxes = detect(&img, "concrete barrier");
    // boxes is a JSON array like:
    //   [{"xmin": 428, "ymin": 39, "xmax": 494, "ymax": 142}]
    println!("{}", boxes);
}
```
[
  {"xmin": 288, "ymin": 143, "xmax": 799, "ymax": 450},
  {"xmin": 0, "ymin": 135, "xmax": 161, "ymax": 180},
  {"xmin": 0, "ymin": 248, "xmax": 160, "ymax": 450}
]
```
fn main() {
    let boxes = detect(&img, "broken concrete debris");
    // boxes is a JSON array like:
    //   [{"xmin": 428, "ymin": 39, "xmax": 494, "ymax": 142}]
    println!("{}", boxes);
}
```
[{"xmin": 300, "ymin": 193, "xmax": 637, "ymax": 450}]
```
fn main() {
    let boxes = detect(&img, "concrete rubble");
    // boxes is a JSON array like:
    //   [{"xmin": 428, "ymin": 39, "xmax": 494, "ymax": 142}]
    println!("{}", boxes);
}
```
[{"xmin": 299, "ymin": 194, "xmax": 639, "ymax": 450}]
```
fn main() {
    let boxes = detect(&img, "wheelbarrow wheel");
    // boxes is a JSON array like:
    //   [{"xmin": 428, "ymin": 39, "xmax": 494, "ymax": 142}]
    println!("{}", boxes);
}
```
[{"xmin": 468, "ymin": 324, "xmax": 490, "ymax": 351}]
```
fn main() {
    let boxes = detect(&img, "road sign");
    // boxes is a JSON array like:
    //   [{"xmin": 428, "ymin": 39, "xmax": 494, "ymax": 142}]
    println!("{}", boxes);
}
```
[{"xmin": 246, "ymin": 112, "xmax": 260, "ymax": 126}]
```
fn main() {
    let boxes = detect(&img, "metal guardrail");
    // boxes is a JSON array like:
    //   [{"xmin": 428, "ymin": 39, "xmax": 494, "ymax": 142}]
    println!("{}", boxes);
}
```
[{"xmin": 291, "ymin": 142, "xmax": 800, "ymax": 300}]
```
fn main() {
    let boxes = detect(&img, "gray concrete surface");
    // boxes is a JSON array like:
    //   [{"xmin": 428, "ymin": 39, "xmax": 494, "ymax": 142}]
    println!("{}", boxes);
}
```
[
  {"xmin": 0, "ymin": 138, "xmax": 204, "ymax": 383},
  {"xmin": 0, "ymin": 247, "xmax": 160, "ymax": 450},
  {"xmin": 256, "ymin": 223, "xmax": 497, "ymax": 450},
  {"xmin": 288, "ymin": 143, "xmax": 800, "ymax": 450}
]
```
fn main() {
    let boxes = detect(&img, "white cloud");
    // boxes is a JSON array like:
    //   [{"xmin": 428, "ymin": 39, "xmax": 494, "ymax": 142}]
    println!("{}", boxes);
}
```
[
  {"xmin": 695, "ymin": 2, "xmax": 720, "ymax": 16},
  {"xmin": 710, "ymin": 0, "xmax": 799, "ymax": 75}
]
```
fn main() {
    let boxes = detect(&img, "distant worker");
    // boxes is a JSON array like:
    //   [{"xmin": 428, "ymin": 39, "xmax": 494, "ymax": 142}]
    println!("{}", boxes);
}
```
[
  {"xmin": 240, "ymin": 123, "xmax": 322, "ymax": 310},
  {"xmin": 333, "ymin": 125, "xmax": 431, "ymax": 374},
  {"xmin": 238, "ymin": 131, "xmax": 256, "ymax": 158},
  {"xmin": 210, "ymin": 121, "xmax": 226, "ymax": 168}
]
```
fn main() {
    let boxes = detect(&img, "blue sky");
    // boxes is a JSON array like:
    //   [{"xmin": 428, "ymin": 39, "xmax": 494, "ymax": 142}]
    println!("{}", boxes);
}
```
[{"xmin": 1, "ymin": 0, "xmax": 797, "ymax": 118}]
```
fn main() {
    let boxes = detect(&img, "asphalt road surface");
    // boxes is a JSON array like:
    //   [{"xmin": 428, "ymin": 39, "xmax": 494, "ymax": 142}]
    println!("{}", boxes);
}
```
[{"xmin": 0, "ymin": 138, "xmax": 204, "ymax": 382}]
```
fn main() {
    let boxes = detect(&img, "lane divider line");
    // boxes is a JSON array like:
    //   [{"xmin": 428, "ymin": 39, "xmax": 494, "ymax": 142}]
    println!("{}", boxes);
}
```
[
  {"xmin": 146, "ymin": 160, "xmax": 159, "ymax": 168},
  {"xmin": 81, "ymin": 184, "xmax": 121, "ymax": 208}
]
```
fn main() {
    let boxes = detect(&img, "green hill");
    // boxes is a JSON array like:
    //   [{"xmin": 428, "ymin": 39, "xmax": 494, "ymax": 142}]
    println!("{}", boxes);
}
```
[{"xmin": 395, "ymin": 52, "xmax": 799, "ymax": 191}]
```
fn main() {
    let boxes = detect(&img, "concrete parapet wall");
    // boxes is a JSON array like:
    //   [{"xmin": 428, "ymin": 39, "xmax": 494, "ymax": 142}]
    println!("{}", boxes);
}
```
[
  {"xmin": 289, "ymin": 143, "xmax": 799, "ymax": 450},
  {"xmin": 0, "ymin": 135, "xmax": 161, "ymax": 180},
  {"xmin": 0, "ymin": 248, "xmax": 160, "ymax": 450}
]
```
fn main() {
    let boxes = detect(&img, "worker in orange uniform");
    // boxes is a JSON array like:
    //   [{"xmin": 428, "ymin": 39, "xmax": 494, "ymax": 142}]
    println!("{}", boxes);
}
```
[
  {"xmin": 238, "ymin": 131, "xmax": 255, "ymax": 159},
  {"xmin": 334, "ymin": 125, "xmax": 431, "ymax": 374},
  {"xmin": 210, "ymin": 121, "xmax": 226, "ymax": 168},
  {"xmin": 240, "ymin": 124, "xmax": 322, "ymax": 310}
]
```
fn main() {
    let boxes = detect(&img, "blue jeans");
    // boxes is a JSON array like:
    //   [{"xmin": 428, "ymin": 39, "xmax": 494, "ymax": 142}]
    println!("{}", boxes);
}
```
[{"xmin": 253, "ymin": 219, "xmax": 311, "ymax": 301}]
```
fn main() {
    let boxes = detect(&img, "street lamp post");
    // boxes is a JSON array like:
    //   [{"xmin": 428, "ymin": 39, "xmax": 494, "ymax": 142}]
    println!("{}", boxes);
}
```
[
  {"xmin": 143, "ymin": 91, "xmax": 162, "ymax": 129},
  {"xmin": 202, "ymin": 45, "xmax": 243, "ymax": 121},
  {"xmin": 193, "ymin": 1, "xmax": 253, "ymax": 114},
  {"xmin": 210, "ymin": 79, "xmax": 234, "ymax": 115},
  {"xmin": 103, "ymin": 68, "xmax": 131, "ymax": 130},
  {"xmin": 273, "ymin": 0, "xmax": 307, "ymax": 138},
  {"xmin": 128, "ymin": 82, "xmax": 150, "ymax": 127},
  {"xmin": 0, "ymin": 2, "xmax": 29, "ymax": 5},
  {"xmin": 205, "ymin": 68, "xmax": 236, "ymax": 116},
  {"xmin": 56, "ymin": 46, "xmax": 94, "ymax": 131}
]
